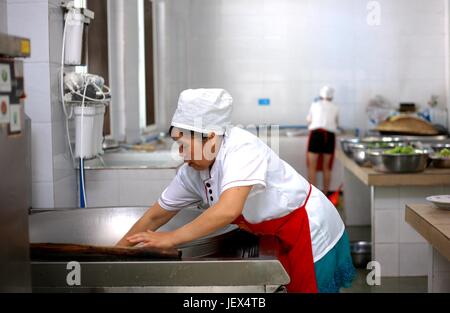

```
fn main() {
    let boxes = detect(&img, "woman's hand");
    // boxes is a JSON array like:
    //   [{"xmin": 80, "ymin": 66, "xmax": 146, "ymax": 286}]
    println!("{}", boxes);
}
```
[
  {"xmin": 126, "ymin": 230, "xmax": 177, "ymax": 249},
  {"xmin": 115, "ymin": 203, "xmax": 178, "ymax": 247}
]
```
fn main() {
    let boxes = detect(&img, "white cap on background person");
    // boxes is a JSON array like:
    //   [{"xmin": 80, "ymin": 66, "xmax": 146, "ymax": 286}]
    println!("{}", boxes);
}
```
[
  {"xmin": 319, "ymin": 86, "xmax": 334, "ymax": 100},
  {"xmin": 171, "ymin": 88, "xmax": 233, "ymax": 135}
]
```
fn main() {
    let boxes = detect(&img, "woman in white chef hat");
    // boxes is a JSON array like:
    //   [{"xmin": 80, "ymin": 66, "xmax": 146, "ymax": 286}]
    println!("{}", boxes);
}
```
[
  {"xmin": 307, "ymin": 86, "xmax": 339, "ymax": 196},
  {"xmin": 117, "ymin": 88, "xmax": 355, "ymax": 293}
]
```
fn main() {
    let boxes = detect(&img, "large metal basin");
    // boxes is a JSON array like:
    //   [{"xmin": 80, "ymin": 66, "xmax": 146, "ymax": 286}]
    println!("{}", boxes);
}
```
[
  {"xmin": 349, "ymin": 143, "xmax": 397, "ymax": 167},
  {"xmin": 29, "ymin": 207, "xmax": 238, "ymax": 258},
  {"xmin": 368, "ymin": 150, "xmax": 429, "ymax": 173}
]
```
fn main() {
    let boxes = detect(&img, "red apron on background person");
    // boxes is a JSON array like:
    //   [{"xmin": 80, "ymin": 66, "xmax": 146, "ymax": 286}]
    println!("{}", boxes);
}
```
[
  {"xmin": 233, "ymin": 184, "xmax": 317, "ymax": 293},
  {"xmin": 306, "ymin": 128, "xmax": 335, "ymax": 171}
]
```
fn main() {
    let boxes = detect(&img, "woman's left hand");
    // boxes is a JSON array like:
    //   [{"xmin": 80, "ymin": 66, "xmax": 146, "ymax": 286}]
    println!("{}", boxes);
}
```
[{"xmin": 126, "ymin": 230, "xmax": 177, "ymax": 249}]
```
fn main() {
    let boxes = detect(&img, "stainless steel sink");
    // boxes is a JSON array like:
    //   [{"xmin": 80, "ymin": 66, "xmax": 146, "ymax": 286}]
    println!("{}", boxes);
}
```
[{"xmin": 82, "ymin": 150, "xmax": 183, "ymax": 169}]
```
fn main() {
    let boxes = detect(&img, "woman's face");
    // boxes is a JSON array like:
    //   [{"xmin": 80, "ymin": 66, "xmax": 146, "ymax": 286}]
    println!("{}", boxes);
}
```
[{"xmin": 171, "ymin": 128, "xmax": 218, "ymax": 171}]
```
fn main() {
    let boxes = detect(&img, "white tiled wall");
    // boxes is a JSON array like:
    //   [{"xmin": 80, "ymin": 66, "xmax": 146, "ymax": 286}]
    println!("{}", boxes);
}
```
[
  {"xmin": 7, "ymin": 0, "xmax": 56, "ymax": 208},
  {"xmin": 374, "ymin": 210, "xmax": 399, "ymax": 243},
  {"xmin": 30, "ymin": 122, "xmax": 53, "ymax": 182},
  {"xmin": 7, "ymin": 1, "xmax": 50, "ymax": 63},
  {"xmin": 82, "ymin": 169, "xmax": 177, "ymax": 208},
  {"xmin": 154, "ymin": 0, "xmax": 190, "ymax": 130},
  {"xmin": 53, "ymin": 174, "xmax": 77, "ymax": 208},
  {"xmin": 84, "ymin": 171, "xmax": 120, "ymax": 207},
  {"xmin": 22, "ymin": 62, "xmax": 51, "ymax": 123},
  {"xmin": 31, "ymin": 181, "xmax": 54, "ymax": 208},
  {"xmin": 342, "ymin": 168, "xmax": 371, "ymax": 226},
  {"xmin": 374, "ymin": 243, "xmax": 399, "ymax": 277},
  {"xmin": 373, "ymin": 185, "xmax": 446, "ymax": 277},
  {"xmin": 157, "ymin": 0, "xmax": 449, "ymax": 130},
  {"xmin": 47, "ymin": 1, "xmax": 77, "ymax": 208},
  {"xmin": 7, "ymin": 0, "xmax": 78, "ymax": 208},
  {"xmin": 399, "ymin": 243, "xmax": 428, "ymax": 276}
]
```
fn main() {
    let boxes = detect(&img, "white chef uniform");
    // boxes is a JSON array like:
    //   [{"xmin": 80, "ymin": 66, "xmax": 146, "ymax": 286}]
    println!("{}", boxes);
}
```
[{"xmin": 158, "ymin": 126, "xmax": 345, "ymax": 262}]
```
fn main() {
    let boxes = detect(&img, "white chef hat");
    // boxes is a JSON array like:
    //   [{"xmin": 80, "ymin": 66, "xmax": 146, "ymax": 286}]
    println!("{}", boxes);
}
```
[
  {"xmin": 320, "ymin": 86, "xmax": 334, "ymax": 100},
  {"xmin": 171, "ymin": 88, "xmax": 233, "ymax": 135}
]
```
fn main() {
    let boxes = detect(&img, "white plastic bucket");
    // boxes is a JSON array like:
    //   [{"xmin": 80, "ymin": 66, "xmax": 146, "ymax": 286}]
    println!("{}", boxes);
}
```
[
  {"xmin": 74, "ymin": 105, "xmax": 96, "ymax": 159},
  {"xmin": 93, "ymin": 104, "xmax": 105, "ymax": 155}
]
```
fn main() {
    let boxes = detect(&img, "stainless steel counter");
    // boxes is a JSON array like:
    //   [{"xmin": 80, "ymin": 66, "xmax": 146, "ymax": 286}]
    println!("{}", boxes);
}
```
[
  {"xmin": 29, "ymin": 207, "xmax": 289, "ymax": 293},
  {"xmin": 31, "ymin": 259, "xmax": 288, "ymax": 293}
]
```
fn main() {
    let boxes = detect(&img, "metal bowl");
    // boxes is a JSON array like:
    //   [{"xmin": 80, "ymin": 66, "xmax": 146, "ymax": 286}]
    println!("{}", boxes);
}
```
[
  {"xmin": 340, "ymin": 138, "xmax": 360, "ymax": 157},
  {"xmin": 349, "ymin": 143, "xmax": 398, "ymax": 167},
  {"xmin": 350, "ymin": 241, "xmax": 372, "ymax": 268},
  {"xmin": 430, "ymin": 156, "xmax": 450, "ymax": 168},
  {"xmin": 368, "ymin": 149, "xmax": 429, "ymax": 173}
]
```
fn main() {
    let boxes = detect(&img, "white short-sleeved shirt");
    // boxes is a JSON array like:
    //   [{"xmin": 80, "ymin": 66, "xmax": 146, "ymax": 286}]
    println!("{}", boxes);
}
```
[
  {"xmin": 307, "ymin": 100, "xmax": 339, "ymax": 133},
  {"xmin": 158, "ymin": 127, "xmax": 344, "ymax": 262}
]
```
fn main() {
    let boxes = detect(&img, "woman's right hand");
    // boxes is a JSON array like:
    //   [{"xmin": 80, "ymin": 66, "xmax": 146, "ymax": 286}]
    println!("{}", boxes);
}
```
[{"xmin": 114, "ymin": 202, "xmax": 178, "ymax": 247}]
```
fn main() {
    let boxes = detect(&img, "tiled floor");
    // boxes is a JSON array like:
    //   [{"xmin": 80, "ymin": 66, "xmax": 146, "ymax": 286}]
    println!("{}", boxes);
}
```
[{"xmin": 342, "ymin": 269, "xmax": 427, "ymax": 293}]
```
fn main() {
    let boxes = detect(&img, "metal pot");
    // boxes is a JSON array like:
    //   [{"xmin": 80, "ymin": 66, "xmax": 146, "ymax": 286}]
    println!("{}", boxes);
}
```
[
  {"xmin": 340, "ymin": 138, "xmax": 360, "ymax": 157},
  {"xmin": 430, "ymin": 156, "xmax": 450, "ymax": 168},
  {"xmin": 368, "ymin": 149, "xmax": 429, "ymax": 173},
  {"xmin": 349, "ymin": 143, "xmax": 398, "ymax": 167},
  {"xmin": 350, "ymin": 241, "xmax": 372, "ymax": 268}
]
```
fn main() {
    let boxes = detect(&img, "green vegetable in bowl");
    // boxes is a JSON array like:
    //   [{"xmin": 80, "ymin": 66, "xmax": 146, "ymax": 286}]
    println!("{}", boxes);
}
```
[
  {"xmin": 367, "ymin": 142, "xmax": 391, "ymax": 149},
  {"xmin": 384, "ymin": 145, "xmax": 415, "ymax": 155},
  {"xmin": 437, "ymin": 148, "xmax": 450, "ymax": 158}
]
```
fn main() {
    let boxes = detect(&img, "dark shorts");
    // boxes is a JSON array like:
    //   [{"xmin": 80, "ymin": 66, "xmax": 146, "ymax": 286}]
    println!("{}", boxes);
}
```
[{"xmin": 308, "ymin": 129, "xmax": 336, "ymax": 154}]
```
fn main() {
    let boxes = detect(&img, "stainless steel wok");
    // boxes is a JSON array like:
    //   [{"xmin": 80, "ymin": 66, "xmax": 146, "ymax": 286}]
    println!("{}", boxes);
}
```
[{"xmin": 29, "ymin": 207, "xmax": 238, "ymax": 258}]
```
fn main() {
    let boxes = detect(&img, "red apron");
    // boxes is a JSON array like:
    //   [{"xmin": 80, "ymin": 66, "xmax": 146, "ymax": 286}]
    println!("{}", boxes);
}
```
[
  {"xmin": 233, "ymin": 184, "xmax": 317, "ymax": 293},
  {"xmin": 306, "ymin": 128, "xmax": 335, "ymax": 171}
]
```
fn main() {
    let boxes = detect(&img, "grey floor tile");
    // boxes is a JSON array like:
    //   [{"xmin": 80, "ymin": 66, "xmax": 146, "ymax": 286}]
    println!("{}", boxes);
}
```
[{"xmin": 341, "ymin": 269, "xmax": 427, "ymax": 293}]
